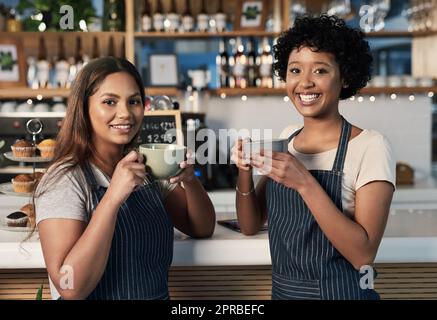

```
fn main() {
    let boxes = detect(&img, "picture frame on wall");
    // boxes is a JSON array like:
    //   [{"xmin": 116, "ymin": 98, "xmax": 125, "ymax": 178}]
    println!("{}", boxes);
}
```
[
  {"xmin": 234, "ymin": 0, "xmax": 268, "ymax": 31},
  {"xmin": 0, "ymin": 37, "xmax": 26, "ymax": 88},
  {"xmin": 148, "ymin": 54, "xmax": 179, "ymax": 87}
]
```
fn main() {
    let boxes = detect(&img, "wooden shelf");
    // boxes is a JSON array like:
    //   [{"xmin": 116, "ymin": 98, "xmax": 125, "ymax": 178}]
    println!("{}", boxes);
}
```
[
  {"xmin": 1, "ymin": 86, "xmax": 436, "ymax": 100},
  {"xmin": 212, "ymin": 86, "xmax": 437, "ymax": 96},
  {"xmin": 134, "ymin": 31, "xmax": 280, "ymax": 39},
  {"xmin": 0, "ymin": 87, "xmax": 180, "ymax": 99},
  {"xmin": 364, "ymin": 30, "xmax": 437, "ymax": 38},
  {"xmin": 0, "ymin": 88, "xmax": 70, "ymax": 99},
  {"xmin": 0, "ymin": 31, "xmax": 126, "ymax": 37},
  {"xmin": 359, "ymin": 86, "xmax": 437, "ymax": 95},
  {"xmin": 212, "ymin": 87, "xmax": 286, "ymax": 96}
]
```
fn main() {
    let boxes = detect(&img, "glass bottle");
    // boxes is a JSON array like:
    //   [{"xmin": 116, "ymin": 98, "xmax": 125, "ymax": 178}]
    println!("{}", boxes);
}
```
[
  {"xmin": 141, "ymin": 0, "xmax": 152, "ymax": 32},
  {"xmin": 166, "ymin": 0, "xmax": 180, "ymax": 32},
  {"xmin": 181, "ymin": 0, "xmax": 194, "ymax": 32},
  {"xmin": 55, "ymin": 37, "xmax": 70, "ymax": 88},
  {"xmin": 153, "ymin": 0, "xmax": 165, "ymax": 32},
  {"xmin": 216, "ymin": 38, "xmax": 229, "ymax": 88},
  {"xmin": 246, "ymin": 37, "xmax": 259, "ymax": 87},
  {"xmin": 259, "ymin": 37, "xmax": 273, "ymax": 88},
  {"xmin": 197, "ymin": 0, "xmax": 209, "ymax": 32},
  {"xmin": 106, "ymin": 0, "xmax": 121, "ymax": 31},
  {"xmin": 27, "ymin": 56, "xmax": 37, "ymax": 89},
  {"xmin": 231, "ymin": 37, "xmax": 247, "ymax": 89},
  {"xmin": 67, "ymin": 37, "xmax": 84, "ymax": 87},
  {"xmin": 36, "ymin": 37, "xmax": 50, "ymax": 88},
  {"xmin": 215, "ymin": 0, "xmax": 227, "ymax": 32}
]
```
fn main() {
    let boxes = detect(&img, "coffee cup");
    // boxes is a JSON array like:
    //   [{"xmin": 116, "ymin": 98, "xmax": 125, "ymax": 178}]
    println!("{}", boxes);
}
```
[
  {"xmin": 242, "ymin": 139, "xmax": 289, "ymax": 175},
  {"xmin": 242, "ymin": 138, "xmax": 288, "ymax": 156},
  {"xmin": 139, "ymin": 143, "xmax": 186, "ymax": 180}
]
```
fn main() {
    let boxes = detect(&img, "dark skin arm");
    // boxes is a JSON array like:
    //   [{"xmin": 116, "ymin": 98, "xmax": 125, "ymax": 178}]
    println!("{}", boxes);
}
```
[
  {"xmin": 251, "ymin": 151, "xmax": 394, "ymax": 270},
  {"xmin": 232, "ymin": 138, "xmax": 269, "ymax": 235}
]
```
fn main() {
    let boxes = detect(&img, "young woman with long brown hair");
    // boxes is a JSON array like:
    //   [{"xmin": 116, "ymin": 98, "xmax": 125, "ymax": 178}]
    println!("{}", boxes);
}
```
[{"xmin": 34, "ymin": 57, "xmax": 215, "ymax": 300}]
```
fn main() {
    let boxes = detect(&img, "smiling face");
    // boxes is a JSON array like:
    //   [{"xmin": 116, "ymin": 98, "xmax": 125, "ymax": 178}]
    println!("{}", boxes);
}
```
[
  {"xmin": 88, "ymin": 72, "xmax": 144, "ymax": 153},
  {"xmin": 286, "ymin": 46, "xmax": 343, "ymax": 119}
]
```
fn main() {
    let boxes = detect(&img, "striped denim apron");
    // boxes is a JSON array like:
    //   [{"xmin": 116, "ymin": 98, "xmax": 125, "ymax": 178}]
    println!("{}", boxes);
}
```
[
  {"xmin": 266, "ymin": 117, "xmax": 379, "ymax": 300},
  {"xmin": 83, "ymin": 162, "xmax": 173, "ymax": 300}
]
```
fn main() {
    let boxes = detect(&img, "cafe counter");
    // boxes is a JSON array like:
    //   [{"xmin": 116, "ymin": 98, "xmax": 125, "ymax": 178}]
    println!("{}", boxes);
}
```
[{"xmin": 1, "ymin": 186, "xmax": 437, "ymax": 299}]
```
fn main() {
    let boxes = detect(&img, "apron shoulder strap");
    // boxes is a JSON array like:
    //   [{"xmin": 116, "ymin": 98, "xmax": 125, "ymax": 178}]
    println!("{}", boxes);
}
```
[
  {"xmin": 287, "ymin": 126, "xmax": 304, "ymax": 143},
  {"xmin": 331, "ymin": 116, "xmax": 352, "ymax": 174},
  {"xmin": 82, "ymin": 161, "xmax": 99, "ymax": 188}
]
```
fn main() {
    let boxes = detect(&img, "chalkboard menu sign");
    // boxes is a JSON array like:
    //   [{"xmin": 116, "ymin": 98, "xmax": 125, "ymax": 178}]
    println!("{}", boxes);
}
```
[{"xmin": 139, "ymin": 110, "xmax": 183, "ymax": 145}]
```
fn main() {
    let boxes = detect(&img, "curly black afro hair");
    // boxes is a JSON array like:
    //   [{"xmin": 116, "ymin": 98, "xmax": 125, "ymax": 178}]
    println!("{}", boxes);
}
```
[{"xmin": 273, "ymin": 15, "xmax": 373, "ymax": 100}]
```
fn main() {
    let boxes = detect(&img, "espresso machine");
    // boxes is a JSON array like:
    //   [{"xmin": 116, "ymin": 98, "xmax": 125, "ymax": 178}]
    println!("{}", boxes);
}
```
[
  {"xmin": 0, "ymin": 113, "xmax": 63, "ymax": 183},
  {"xmin": 181, "ymin": 112, "xmax": 237, "ymax": 191}
]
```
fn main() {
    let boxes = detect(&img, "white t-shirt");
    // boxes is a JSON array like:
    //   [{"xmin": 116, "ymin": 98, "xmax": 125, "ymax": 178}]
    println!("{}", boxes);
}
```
[
  {"xmin": 279, "ymin": 125, "xmax": 396, "ymax": 218},
  {"xmin": 35, "ymin": 162, "xmax": 177, "ymax": 225}
]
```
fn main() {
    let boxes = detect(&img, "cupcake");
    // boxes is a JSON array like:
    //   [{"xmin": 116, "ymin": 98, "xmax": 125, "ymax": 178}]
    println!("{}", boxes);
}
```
[
  {"xmin": 37, "ymin": 139, "xmax": 56, "ymax": 159},
  {"xmin": 20, "ymin": 204, "xmax": 36, "ymax": 229},
  {"xmin": 5, "ymin": 211, "xmax": 28, "ymax": 227},
  {"xmin": 32, "ymin": 171, "xmax": 44, "ymax": 182},
  {"xmin": 11, "ymin": 140, "xmax": 36, "ymax": 158},
  {"xmin": 11, "ymin": 174, "xmax": 36, "ymax": 193}
]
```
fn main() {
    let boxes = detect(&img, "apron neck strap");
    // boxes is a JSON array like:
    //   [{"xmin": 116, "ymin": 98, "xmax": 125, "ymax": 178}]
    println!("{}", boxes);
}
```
[
  {"xmin": 286, "ymin": 116, "xmax": 352, "ymax": 174},
  {"xmin": 83, "ymin": 161, "xmax": 100, "ymax": 188},
  {"xmin": 332, "ymin": 116, "xmax": 351, "ymax": 173}
]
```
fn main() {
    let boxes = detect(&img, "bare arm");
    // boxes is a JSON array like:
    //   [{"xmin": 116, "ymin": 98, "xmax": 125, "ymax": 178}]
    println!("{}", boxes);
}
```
[
  {"xmin": 253, "ymin": 151, "xmax": 394, "ymax": 270},
  {"xmin": 38, "ymin": 151, "xmax": 146, "ymax": 299},
  {"xmin": 300, "ymin": 178, "xmax": 393, "ymax": 270},
  {"xmin": 164, "ymin": 157, "xmax": 215, "ymax": 238},
  {"xmin": 232, "ymin": 138, "xmax": 268, "ymax": 235},
  {"xmin": 38, "ymin": 195, "xmax": 119, "ymax": 300}
]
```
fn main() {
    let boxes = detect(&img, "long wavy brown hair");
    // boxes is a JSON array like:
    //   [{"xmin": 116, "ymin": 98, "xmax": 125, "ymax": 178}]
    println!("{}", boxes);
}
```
[
  {"xmin": 27, "ymin": 57, "xmax": 145, "ymax": 239},
  {"xmin": 52, "ymin": 57, "xmax": 145, "ymax": 173}
]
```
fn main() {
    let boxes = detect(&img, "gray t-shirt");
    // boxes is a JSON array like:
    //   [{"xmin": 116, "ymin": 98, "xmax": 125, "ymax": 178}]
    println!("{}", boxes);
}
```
[{"xmin": 35, "ymin": 162, "xmax": 177, "ymax": 225}]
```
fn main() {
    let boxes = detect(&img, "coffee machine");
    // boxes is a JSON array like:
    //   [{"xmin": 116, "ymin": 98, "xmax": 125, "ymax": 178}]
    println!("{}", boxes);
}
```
[
  {"xmin": 0, "ymin": 113, "xmax": 63, "ymax": 183},
  {"xmin": 181, "ymin": 112, "xmax": 237, "ymax": 190}
]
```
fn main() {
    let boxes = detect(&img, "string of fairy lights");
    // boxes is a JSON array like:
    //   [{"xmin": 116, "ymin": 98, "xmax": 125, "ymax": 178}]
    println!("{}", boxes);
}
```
[{"xmin": 217, "ymin": 91, "xmax": 435, "ymax": 102}]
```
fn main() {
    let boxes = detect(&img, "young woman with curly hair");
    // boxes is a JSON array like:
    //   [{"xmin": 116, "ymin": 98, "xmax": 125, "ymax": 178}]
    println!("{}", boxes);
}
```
[{"xmin": 232, "ymin": 15, "xmax": 395, "ymax": 300}]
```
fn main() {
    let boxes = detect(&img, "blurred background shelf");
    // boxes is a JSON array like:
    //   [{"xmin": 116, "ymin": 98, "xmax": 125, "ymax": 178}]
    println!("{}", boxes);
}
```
[
  {"xmin": 2, "ymin": 86, "xmax": 437, "ymax": 100},
  {"xmin": 0, "ymin": 87, "xmax": 179, "ymax": 99},
  {"xmin": 134, "ymin": 31, "xmax": 280, "ymax": 38}
]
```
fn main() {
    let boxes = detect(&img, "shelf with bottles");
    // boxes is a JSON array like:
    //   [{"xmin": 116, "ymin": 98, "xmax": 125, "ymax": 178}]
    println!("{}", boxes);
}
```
[
  {"xmin": 134, "ymin": 0, "xmax": 280, "ymax": 35},
  {"xmin": 134, "ymin": 30, "xmax": 280, "ymax": 38},
  {"xmin": 2, "ymin": 31, "xmax": 126, "ymax": 94},
  {"xmin": 135, "ymin": 34, "xmax": 277, "ymax": 93}
]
